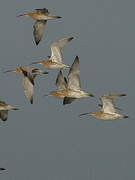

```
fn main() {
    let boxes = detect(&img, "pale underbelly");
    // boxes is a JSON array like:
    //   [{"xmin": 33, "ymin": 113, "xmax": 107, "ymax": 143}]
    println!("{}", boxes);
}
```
[
  {"xmin": 100, "ymin": 113, "xmax": 122, "ymax": 120},
  {"xmin": 66, "ymin": 90, "xmax": 88, "ymax": 98},
  {"xmin": 46, "ymin": 63, "xmax": 67, "ymax": 69}
]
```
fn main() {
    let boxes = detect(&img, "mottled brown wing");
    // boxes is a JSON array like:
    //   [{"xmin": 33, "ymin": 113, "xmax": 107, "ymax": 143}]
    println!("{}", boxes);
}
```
[
  {"xmin": 32, "ymin": 68, "xmax": 48, "ymax": 78},
  {"xmin": 20, "ymin": 67, "xmax": 34, "ymax": 85},
  {"xmin": 33, "ymin": 20, "xmax": 47, "ymax": 45},
  {"xmin": 67, "ymin": 56, "xmax": 81, "ymax": 90},
  {"xmin": 63, "ymin": 97, "xmax": 76, "ymax": 105},
  {"xmin": 56, "ymin": 70, "xmax": 67, "ymax": 90},
  {"xmin": 0, "ymin": 101, "xmax": 7, "ymax": 106},
  {"xmin": 35, "ymin": 8, "xmax": 49, "ymax": 14},
  {"xmin": 22, "ymin": 77, "xmax": 34, "ymax": 104},
  {"xmin": 0, "ymin": 110, "xmax": 8, "ymax": 121}
]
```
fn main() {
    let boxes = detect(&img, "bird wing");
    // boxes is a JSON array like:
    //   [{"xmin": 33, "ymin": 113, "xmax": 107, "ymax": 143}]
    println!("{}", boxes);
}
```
[
  {"xmin": 101, "ymin": 94, "xmax": 126, "ymax": 114},
  {"xmin": 0, "ymin": 101, "xmax": 7, "ymax": 106},
  {"xmin": 63, "ymin": 97, "xmax": 76, "ymax": 105},
  {"xmin": 51, "ymin": 37, "xmax": 73, "ymax": 63},
  {"xmin": 22, "ymin": 76, "xmax": 34, "ymax": 104},
  {"xmin": 33, "ymin": 20, "xmax": 47, "ymax": 45},
  {"xmin": 20, "ymin": 67, "xmax": 35, "ymax": 85},
  {"xmin": 32, "ymin": 68, "xmax": 48, "ymax": 78},
  {"xmin": 35, "ymin": 8, "xmax": 49, "ymax": 14},
  {"xmin": 67, "ymin": 56, "xmax": 81, "ymax": 90},
  {"xmin": 56, "ymin": 70, "xmax": 67, "ymax": 90},
  {"xmin": 0, "ymin": 110, "xmax": 8, "ymax": 121}
]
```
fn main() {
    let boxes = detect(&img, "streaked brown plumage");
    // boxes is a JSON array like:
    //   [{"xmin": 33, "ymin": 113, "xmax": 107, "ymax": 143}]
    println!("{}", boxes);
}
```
[
  {"xmin": 46, "ymin": 56, "xmax": 94, "ymax": 104},
  {"xmin": 80, "ymin": 94, "xmax": 128, "ymax": 120},
  {"xmin": 31, "ymin": 37, "xmax": 73, "ymax": 69},
  {"xmin": 4, "ymin": 66, "xmax": 48, "ymax": 104},
  {"xmin": 17, "ymin": 8, "xmax": 62, "ymax": 45}
]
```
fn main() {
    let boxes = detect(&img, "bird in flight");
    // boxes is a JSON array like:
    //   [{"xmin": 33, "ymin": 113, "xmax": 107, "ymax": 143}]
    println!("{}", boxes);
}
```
[
  {"xmin": 46, "ymin": 56, "xmax": 94, "ymax": 104},
  {"xmin": 5, "ymin": 66, "xmax": 48, "ymax": 104},
  {"xmin": 31, "ymin": 37, "xmax": 73, "ymax": 70},
  {"xmin": 80, "ymin": 94, "xmax": 128, "ymax": 120},
  {"xmin": 17, "ymin": 8, "xmax": 62, "ymax": 45},
  {"xmin": 0, "ymin": 101, "xmax": 19, "ymax": 121}
]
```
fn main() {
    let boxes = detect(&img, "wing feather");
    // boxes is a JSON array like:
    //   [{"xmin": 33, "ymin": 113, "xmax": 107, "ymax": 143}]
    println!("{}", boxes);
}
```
[
  {"xmin": 0, "ymin": 110, "xmax": 8, "ymax": 121},
  {"xmin": 67, "ymin": 56, "xmax": 81, "ymax": 90},
  {"xmin": 51, "ymin": 37, "xmax": 73, "ymax": 63},
  {"xmin": 63, "ymin": 97, "xmax": 76, "ymax": 105},
  {"xmin": 56, "ymin": 71, "xmax": 67, "ymax": 90},
  {"xmin": 101, "ymin": 94, "xmax": 126, "ymax": 114},
  {"xmin": 22, "ymin": 77, "xmax": 34, "ymax": 104},
  {"xmin": 33, "ymin": 20, "xmax": 47, "ymax": 45}
]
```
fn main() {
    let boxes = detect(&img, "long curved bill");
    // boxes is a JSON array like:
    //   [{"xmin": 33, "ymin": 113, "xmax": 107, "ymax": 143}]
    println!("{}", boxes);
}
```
[
  {"xmin": 4, "ymin": 69, "xmax": 14, "ymax": 73},
  {"xmin": 79, "ymin": 112, "xmax": 91, "ymax": 117},
  {"xmin": 16, "ymin": 13, "xmax": 28, "ymax": 17}
]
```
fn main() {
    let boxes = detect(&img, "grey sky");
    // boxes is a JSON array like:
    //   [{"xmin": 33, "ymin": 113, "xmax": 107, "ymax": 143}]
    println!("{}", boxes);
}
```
[{"xmin": 0, "ymin": 0, "xmax": 134, "ymax": 179}]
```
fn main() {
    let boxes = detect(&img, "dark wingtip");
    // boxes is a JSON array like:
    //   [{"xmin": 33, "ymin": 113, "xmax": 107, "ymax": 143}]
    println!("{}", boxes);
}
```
[
  {"xmin": 63, "ymin": 97, "xmax": 76, "ymax": 105},
  {"xmin": 68, "ymin": 37, "xmax": 74, "ymax": 41},
  {"xmin": 73, "ymin": 56, "xmax": 79, "ymax": 64},
  {"xmin": 63, "ymin": 101, "xmax": 66, "ymax": 105},
  {"xmin": 75, "ymin": 55, "xmax": 79, "ymax": 60},
  {"xmin": 98, "ymin": 104, "xmax": 102, "ymax": 107},
  {"xmin": 63, "ymin": 99, "xmax": 69, "ymax": 105},
  {"xmin": 2, "ymin": 118, "xmax": 8, "ymax": 121},
  {"xmin": 123, "ymin": 115, "xmax": 128, "ymax": 119},
  {"xmin": 64, "ymin": 77, "xmax": 67, "ymax": 84},
  {"xmin": 14, "ymin": 108, "xmax": 19, "ymax": 110},
  {"xmin": 35, "ymin": 41, "xmax": 40, "ymax": 45},
  {"xmin": 43, "ymin": 71, "xmax": 49, "ymax": 74},
  {"xmin": 121, "ymin": 94, "xmax": 126, "ymax": 97},
  {"xmin": 57, "ymin": 16, "xmax": 62, "ymax": 18},
  {"xmin": 88, "ymin": 94, "xmax": 94, "ymax": 97},
  {"xmin": 0, "ymin": 168, "xmax": 6, "ymax": 171}
]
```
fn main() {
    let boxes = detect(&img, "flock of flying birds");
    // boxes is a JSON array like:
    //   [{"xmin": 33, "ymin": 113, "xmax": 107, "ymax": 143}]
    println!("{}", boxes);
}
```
[
  {"xmin": 0, "ymin": 7, "xmax": 129, "ymax": 174},
  {"xmin": 0, "ymin": 8, "xmax": 129, "ymax": 125}
]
